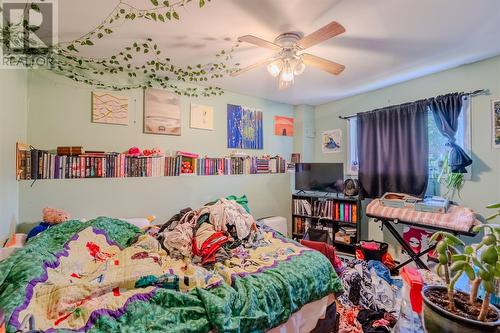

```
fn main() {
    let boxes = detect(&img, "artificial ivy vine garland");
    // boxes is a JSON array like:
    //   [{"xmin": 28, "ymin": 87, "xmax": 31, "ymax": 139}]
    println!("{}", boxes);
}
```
[{"xmin": 1, "ymin": 0, "xmax": 240, "ymax": 96}]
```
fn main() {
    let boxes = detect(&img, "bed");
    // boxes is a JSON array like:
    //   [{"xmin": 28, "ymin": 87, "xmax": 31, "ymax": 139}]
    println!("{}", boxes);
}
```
[{"xmin": 0, "ymin": 216, "xmax": 342, "ymax": 333}]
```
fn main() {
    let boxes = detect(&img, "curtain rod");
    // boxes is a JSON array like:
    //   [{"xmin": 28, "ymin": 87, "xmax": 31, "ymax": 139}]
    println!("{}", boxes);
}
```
[{"xmin": 338, "ymin": 89, "xmax": 489, "ymax": 120}]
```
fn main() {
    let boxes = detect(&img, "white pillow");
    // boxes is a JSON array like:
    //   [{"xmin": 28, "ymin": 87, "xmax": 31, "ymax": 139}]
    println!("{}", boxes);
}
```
[{"xmin": 118, "ymin": 216, "xmax": 155, "ymax": 229}]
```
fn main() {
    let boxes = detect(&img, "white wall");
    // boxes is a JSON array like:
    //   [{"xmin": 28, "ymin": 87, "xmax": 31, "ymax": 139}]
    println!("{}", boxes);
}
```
[
  {"xmin": 312, "ymin": 55, "xmax": 500, "ymax": 250},
  {"xmin": 0, "ymin": 70, "xmax": 28, "ymax": 242},
  {"xmin": 18, "ymin": 71, "xmax": 294, "ymax": 230}
]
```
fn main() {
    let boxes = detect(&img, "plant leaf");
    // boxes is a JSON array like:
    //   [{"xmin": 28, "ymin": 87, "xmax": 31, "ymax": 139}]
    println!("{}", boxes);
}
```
[
  {"xmin": 486, "ymin": 203, "xmax": 500, "ymax": 209},
  {"xmin": 151, "ymin": 0, "xmax": 159, "ymax": 5}
]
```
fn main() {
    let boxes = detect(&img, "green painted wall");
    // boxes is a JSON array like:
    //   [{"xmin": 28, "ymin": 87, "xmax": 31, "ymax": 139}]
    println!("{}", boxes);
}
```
[
  {"xmin": 313, "ymin": 55, "xmax": 500, "ymax": 251},
  {"xmin": 18, "ymin": 71, "xmax": 294, "ymax": 230},
  {"xmin": 0, "ymin": 70, "xmax": 28, "ymax": 242}
]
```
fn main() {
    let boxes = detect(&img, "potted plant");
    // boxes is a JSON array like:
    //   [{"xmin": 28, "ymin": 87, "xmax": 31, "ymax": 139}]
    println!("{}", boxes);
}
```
[{"xmin": 422, "ymin": 203, "xmax": 500, "ymax": 333}]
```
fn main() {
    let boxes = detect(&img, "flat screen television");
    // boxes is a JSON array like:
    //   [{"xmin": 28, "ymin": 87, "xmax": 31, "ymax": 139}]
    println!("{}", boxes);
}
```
[{"xmin": 295, "ymin": 163, "xmax": 344, "ymax": 193}]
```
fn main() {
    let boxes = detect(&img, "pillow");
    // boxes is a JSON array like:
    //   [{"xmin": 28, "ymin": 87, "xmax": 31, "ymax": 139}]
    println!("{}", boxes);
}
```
[{"xmin": 118, "ymin": 216, "xmax": 155, "ymax": 229}]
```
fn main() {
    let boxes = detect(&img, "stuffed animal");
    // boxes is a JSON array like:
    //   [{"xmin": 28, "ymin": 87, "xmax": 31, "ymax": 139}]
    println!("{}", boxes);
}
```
[
  {"xmin": 143, "ymin": 148, "xmax": 163, "ymax": 157},
  {"xmin": 27, "ymin": 207, "xmax": 71, "ymax": 240},
  {"xmin": 127, "ymin": 147, "xmax": 142, "ymax": 156},
  {"xmin": 43, "ymin": 207, "xmax": 70, "ymax": 224},
  {"xmin": 181, "ymin": 161, "xmax": 193, "ymax": 173}
]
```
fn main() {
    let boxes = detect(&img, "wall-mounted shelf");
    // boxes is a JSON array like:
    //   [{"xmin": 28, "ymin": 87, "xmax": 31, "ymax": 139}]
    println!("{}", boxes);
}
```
[{"xmin": 15, "ymin": 143, "xmax": 288, "ymax": 181}]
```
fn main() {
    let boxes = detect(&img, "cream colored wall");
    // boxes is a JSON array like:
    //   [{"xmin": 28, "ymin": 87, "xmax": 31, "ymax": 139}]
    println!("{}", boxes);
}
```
[
  {"xmin": 313, "ymin": 55, "xmax": 500, "ymax": 251},
  {"xmin": 0, "ymin": 70, "xmax": 28, "ymax": 242},
  {"xmin": 18, "ymin": 70, "xmax": 294, "ymax": 230}
]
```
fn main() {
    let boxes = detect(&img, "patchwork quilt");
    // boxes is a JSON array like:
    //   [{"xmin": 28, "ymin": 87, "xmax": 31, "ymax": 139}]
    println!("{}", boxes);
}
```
[{"xmin": 0, "ymin": 217, "xmax": 342, "ymax": 333}]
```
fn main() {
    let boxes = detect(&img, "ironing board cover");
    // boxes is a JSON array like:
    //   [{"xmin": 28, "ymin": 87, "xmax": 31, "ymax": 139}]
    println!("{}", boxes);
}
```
[{"xmin": 366, "ymin": 199, "xmax": 479, "ymax": 232}]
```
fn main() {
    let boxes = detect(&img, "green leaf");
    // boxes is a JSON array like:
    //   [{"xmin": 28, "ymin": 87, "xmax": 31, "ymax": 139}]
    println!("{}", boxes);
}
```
[
  {"xmin": 486, "ymin": 203, "xmax": 500, "ymax": 209},
  {"xmin": 151, "ymin": 13, "xmax": 157, "ymax": 20},
  {"xmin": 85, "ymin": 40, "xmax": 94, "ymax": 45},
  {"xmin": 486, "ymin": 213, "xmax": 500, "ymax": 221},
  {"xmin": 450, "ymin": 261, "xmax": 466, "ymax": 273},
  {"xmin": 199, "ymin": 0, "xmax": 205, "ymax": 7},
  {"xmin": 166, "ymin": 12, "xmax": 171, "ymax": 20},
  {"xmin": 158, "ymin": 14, "xmax": 165, "ymax": 22},
  {"xmin": 444, "ymin": 234, "xmax": 465, "ymax": 247},
  {"xmin": 483, "ymin": 280, "xmax": 496, "ymax": 293},
  {"xmin": 464, "ymin": 265, "xmax": 475, "ymax": 280},
  {"xmin": 151, "ymin": 0, "xmax": 159, "ymax": 5},
  {"xmin": 451, "ymin": 254, "xmax": 466, "ymax": 262},
  {"xmin": 97, "ymin": 33, "xmax": 103, "ymax": 39},
  {"xmin": 30, "ymin": 3, "xmax": 40, "ymax": 12},
  {"xmin": 163, "ymin": 0, "xmax": 170, "ymax": 6},
  {"xmin": 172, "ymin": 11, "xmax": 179, "ymax": 20}
]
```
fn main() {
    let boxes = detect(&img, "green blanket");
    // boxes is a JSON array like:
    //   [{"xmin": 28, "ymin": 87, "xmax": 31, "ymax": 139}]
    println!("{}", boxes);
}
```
[{"xmin": 0, "ymin": 217, "xmax": 342, "ymax": 333}]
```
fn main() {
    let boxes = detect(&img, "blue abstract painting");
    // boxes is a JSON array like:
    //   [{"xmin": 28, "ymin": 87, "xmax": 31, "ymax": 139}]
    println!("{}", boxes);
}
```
[{"xmin": 227, "ymin": 104, "xmax": 263, "ymax": 149}]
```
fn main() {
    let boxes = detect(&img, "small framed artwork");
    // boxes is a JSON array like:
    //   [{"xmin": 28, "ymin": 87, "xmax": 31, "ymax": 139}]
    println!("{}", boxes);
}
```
[
  {"xmin": 322, "ymin": 129, "xmax": 342, "ymax": 153},
  {"xmin": 91, "ymin": 91, "xmax": 129, "ymax": 125},
  {"xmin": 143, "ymin": 88, "xmax": 181, "ymax": 135},
  {"xmin": 493, "ymin": 99, "xmax": 500, "ymax": 148},
  {"xmin": 274, "ymin": 116, "xmax": 294, "ymax": 136},
  {"xmin": 190, "ymin": 103, "xmax": 214, "ymax": 130}
]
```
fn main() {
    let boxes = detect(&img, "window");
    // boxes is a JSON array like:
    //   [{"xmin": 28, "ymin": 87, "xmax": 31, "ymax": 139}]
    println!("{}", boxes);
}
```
[{"xmin": 346, "ymin": 98, "xmax": 471, "ymax": 180}]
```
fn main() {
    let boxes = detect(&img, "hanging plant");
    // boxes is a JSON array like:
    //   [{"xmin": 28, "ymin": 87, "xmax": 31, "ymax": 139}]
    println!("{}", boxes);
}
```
[
  {"xmin": 438, "ymin": 152, "xmax": 465, "ymax": 200},
  {"xmin": 0, "ymin": 0, "xmax": 240, "ymax": 96}
]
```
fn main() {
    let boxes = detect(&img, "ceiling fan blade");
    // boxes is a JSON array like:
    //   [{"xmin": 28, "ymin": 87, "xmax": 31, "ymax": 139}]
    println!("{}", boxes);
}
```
[
  {"xmin": 238, "ymin": 35, "xmax": 281, "ymax": 51},
  {"xmin": 302, "ymin": 53, "xmax": 345, "ymax": 75},
  {"xmin": 230, "ymin": 58, "xmax": 275, "ymax": 77},
  {"xmin": 297, "ymin": 21, "xmax": 345, "ymax": 49}
]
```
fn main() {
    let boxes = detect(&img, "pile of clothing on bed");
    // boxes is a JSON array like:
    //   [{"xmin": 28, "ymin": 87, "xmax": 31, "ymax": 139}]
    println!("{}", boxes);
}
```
[
  {"xmin": 337, "ymin": 260, "xmax": 403, "ymax": 333},
  {"xmin": 155, "ymin": 196, "xmax": 268, "ymax": 267},
  {"xmin": 0, "ymin": 195, "xmax": 343, "ymax": 333}
]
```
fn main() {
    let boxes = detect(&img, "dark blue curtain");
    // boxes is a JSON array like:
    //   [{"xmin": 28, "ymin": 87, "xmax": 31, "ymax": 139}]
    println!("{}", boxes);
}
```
[
  {"xmin": 428, "ymin": 93, "xmax": 472, "ymax": 173},
  {"xmin": 357, "ymin": 100, "xmax": 429, "ymax": 198}
]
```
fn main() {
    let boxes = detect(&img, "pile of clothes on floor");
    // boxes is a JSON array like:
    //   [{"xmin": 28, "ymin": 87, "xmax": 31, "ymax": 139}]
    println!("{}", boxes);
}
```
[
  {"xmin": 337, "ymin": 260, "xmax": 403, "ymax": 333},
  {"xmin": 154, "ymin": 195, "xmax": 268, "ymax": 267}
]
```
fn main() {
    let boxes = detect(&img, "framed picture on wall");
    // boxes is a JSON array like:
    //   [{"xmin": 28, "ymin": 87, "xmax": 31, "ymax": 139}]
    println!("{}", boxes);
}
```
[
  {"xmin": 322, "ymin": 129, "xmax": 342, "ymax": 153},
  {"xmin": 91, "ymin": 91, "xmax": 129, "ymax": 125},
  {"xmin": 274, "ymin": 116, "xmax": 294, "ymax": 136},
  {"xmin": 493, "ymin": 99, "xmax": 500, "ymax": 148},
  {"xmin": 190, "ymin": 103, "xmax": 214, "ymax": 130},
  {"xmin": 143, "ymin": 88, "xmax": 181, "ymax": 135},
  {"xmin": 227, "ymin": 104, "xmax": 263, "ymax": 149}
]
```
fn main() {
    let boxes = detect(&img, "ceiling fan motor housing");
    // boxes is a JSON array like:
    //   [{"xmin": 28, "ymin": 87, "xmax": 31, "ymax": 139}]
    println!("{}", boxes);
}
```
[{"xmin": 274, "ymin": 32, "xmax": 303, "ymax": 49}]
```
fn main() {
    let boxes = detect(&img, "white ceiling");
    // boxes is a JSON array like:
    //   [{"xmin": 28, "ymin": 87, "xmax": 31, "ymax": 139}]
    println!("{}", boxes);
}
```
[{"xmin": 58, "ymin": 0, "xmax": 500, "ymax": 105}]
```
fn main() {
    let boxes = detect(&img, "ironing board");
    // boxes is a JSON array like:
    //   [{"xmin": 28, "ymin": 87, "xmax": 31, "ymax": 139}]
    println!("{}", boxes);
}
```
[{"xmin": 366, "ymin": 199, "xmax": 478, "ymax": 271}]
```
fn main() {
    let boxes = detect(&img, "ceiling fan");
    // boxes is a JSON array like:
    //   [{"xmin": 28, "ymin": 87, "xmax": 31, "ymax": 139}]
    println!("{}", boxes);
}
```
[{"xmin": 231, "ymin": 21, "xmax": 346, "ymax": 89}]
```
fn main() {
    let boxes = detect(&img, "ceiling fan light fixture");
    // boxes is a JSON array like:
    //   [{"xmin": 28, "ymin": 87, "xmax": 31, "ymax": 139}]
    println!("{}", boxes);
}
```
[
  {"xmin": 293, "ymin": 59, "xmax": 306, "ymax": 76},
  {"xmin": 278, "ymin": 77, "xmax": 293, "ymax": 90},
  {"xmin": 279, "ymin": 61, "xmax": 294, "ymax": 82},
  {"xmin": 267, "ymin": 59, "xmax": 283, "ymax": 77}
]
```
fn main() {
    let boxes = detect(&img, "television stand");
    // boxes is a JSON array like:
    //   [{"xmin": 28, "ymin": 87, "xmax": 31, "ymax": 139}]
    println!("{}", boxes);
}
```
[{"xmin": 291, "ymin": 192, "xmax": 362, "ymax": 254}]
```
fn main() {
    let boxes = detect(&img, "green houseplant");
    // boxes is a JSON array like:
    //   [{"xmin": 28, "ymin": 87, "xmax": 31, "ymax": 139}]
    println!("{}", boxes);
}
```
[{"xmin": 422, "ymin": 204, "xmax": 500, "ymax": 333}]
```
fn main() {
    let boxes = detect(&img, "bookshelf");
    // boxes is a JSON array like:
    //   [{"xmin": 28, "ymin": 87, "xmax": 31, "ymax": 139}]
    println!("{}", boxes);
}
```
[
  {"xmin": 292, "ymin": 192, "xmax": 362, "ymax": 254},
  {"xmin": 15, "ymin": 143, "xmax": 288, "ymax": 181}
]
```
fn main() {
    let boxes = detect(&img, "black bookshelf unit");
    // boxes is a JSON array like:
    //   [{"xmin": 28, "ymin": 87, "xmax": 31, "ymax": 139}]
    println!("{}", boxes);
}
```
[{"xmin": 292, "ymin": 192, "xmax": 362, "ymax": 254}]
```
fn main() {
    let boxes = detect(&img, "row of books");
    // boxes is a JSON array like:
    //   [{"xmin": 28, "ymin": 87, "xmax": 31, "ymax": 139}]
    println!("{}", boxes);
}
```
[
  {"xmin": 16, "ymin": 145, "xmax": 289, "ymax": 180},
  {"xmin": 292, "ymin": 199, "xmax": 312, "ymax": 216},
  {"xmin": 313, "ymin": 201, "xmax": 358, "ymax": 223},
  {"xmin": 196, "ymin": 156, "xmax": 288, "ymax": 176},
  {"xmin": 17, "ymin": 149, "xmax": 184, "ymax": 179},
  {"xmin": 293, "ymin": 217, "xmax": 311, "ymax": 235}
]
